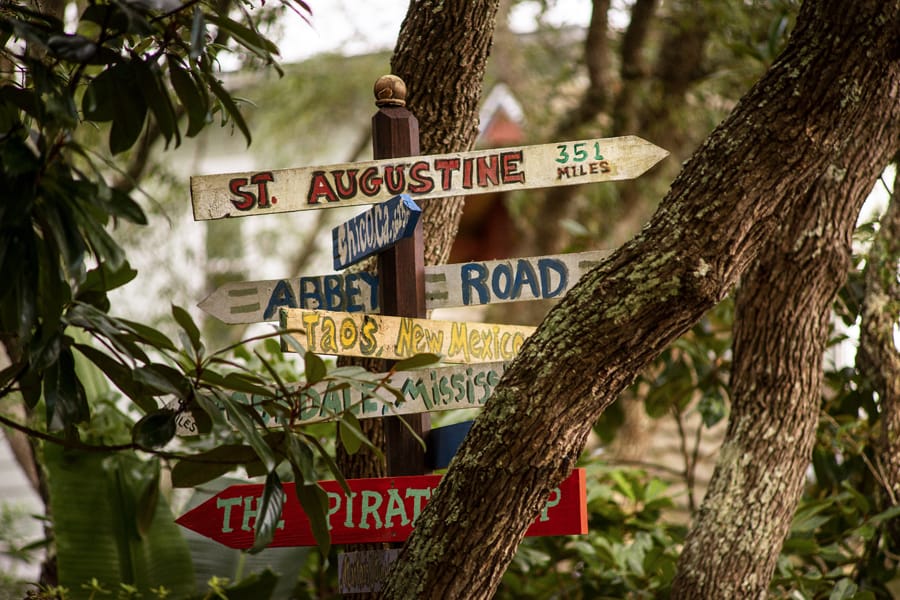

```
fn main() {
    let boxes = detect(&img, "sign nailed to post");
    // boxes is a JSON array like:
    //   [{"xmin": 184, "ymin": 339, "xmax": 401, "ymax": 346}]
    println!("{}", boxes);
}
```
[
  {"xmin": 332, "ymin": 193, "xmax": 421, "ymax": 270},
  {"xmin": 281, "ymin": 309, "xmax": 536, "ymax": 364},
  {"xmin": 190, "ymin": 136, "xmax": 669, "ymax": 220},
  {"xmin": 175, "ymin": 469, "xmax": 588, "ymax": 548},
  {"xmin": 199, "ymin": 250, "xmax": 609, "ymax": 324}
]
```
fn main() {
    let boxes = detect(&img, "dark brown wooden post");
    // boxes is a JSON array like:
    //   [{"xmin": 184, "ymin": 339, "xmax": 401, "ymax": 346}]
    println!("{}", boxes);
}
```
[{"xmin": 372, "ymin": 74, "xmax": 429, "ymax": 477}]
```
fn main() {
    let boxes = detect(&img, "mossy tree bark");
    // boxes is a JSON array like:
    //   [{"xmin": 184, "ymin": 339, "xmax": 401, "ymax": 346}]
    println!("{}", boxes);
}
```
[
  {"xmin": 391, "ymin": 0, "xmax": 502, "ymax": 268},
  {"xmin": 670, "ymin": 95, "xmax": 898, "ymax": 600},
  {"xmin": 380, "ymin": 1, "xmax": 900, "ymax": 597},
  {"xmin": 858, "ymin": 166, "xmax": 900, "ymax": 542}
]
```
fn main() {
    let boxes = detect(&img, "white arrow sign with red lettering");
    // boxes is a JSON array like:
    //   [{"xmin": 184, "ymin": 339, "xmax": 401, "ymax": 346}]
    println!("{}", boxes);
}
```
[{"xmin": 190, "ymin": 136, "xmax": 668, "ymax": 220}]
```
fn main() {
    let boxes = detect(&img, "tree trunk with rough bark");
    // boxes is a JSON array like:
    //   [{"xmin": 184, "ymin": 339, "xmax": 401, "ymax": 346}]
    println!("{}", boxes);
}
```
[
  {"xmin": 391, "ymin": 0, "xmax": 501, "ymax": 268},
  {"xmin": 858, "ymin": 166, "xmax": 900, "ymax": 541},
  {"xmin": 671, "ymin": 97, "xmax": 897, "ymax": 600},
  {"xmin": 380, "ymin": 1, "xmax": 900, "ymax": 597}
]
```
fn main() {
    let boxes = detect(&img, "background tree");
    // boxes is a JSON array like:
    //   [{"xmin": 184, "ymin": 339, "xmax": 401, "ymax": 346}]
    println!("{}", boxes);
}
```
[{"xmin": 381, "ymin": 0, "xmax": 900, "ymax": 596}]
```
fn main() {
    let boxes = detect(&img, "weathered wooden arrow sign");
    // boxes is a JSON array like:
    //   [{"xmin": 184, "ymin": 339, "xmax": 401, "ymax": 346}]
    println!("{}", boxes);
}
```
[
  {"xmin": 199, "ymin": 250, "xmax": 609, "ymax": 324},
  {"xmin": 174, "ymin": 363, "xmax": 506, "ymax": 435},
  {"xmin": 175, "ymin": 469, "xmax": 587, "ymax": 548},
  {"xmin": 174, "ymin": 362, "xmax": 507, "ymax": 435},
  {"xmin": 191, "ymin": 136, "xmax": 668, "ymax": 220},
  {"xmin": 297, "ymin": 362, "xmax": 506, "ymax": 424},
  {"xmin": 281, "ymin": 309, "xmax": 535, "ymax": 364},
  {"xmin": 332, "ymin": 194, "xmax": 421, "ymax": 270}
]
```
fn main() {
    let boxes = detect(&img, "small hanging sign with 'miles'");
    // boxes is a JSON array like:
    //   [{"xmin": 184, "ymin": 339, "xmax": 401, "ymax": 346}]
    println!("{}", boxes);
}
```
[{"xmin": 332, "ymin": 193, "xmax": 421, "ymax": 270}]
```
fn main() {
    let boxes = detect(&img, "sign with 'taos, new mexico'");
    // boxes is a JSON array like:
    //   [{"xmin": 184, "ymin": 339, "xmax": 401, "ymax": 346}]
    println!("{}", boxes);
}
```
[
  {"xmin": 281, "ymin": 309, "xmax": 535, "ymax": 364},
  {"xmin": 200, "ymin": 250, "xmax": 609, "ymax": 324},
  {"xmin": 190, "ymin": 136, "xmax": 668, "ymax": 220},
  {"xmin": 175, "ymin": 469, "xmax": 587, "ymax": 548}
]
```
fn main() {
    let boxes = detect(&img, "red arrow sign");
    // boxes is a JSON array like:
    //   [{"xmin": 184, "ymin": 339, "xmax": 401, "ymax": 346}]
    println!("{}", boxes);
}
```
[{"xmin": 176, "ymin": 469, "xmax": 587, "ymax": 548}]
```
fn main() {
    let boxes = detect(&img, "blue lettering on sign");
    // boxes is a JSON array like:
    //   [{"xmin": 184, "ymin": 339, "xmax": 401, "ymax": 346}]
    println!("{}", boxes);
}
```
[
  {"xmin": 512, "ymin": 259, "xmax": 539, "ymax": 299},
  {"xmin": 460, "ymin": 263, "xmax": 489, "ymax": 305},
  {"xmin": 263, "ymin": 280, "xmax": 298, "ymax": 319},
  {"xmin": 459, "ymin": 258, "xmax": 570, "ymax": 305},
  {"xmin": 538, "ymin": 259, "xmax": 567, "ymax": 298},
  {"xmin": 265, "ymin": 273, "xmax": 381, "ymax": 319}
]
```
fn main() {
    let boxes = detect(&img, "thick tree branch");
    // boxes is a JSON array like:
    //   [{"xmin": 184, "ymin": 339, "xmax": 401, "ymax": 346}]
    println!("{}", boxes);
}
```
[{"xmin": 381, "ymin": 2, "xmax": 900, "ymax": 597}]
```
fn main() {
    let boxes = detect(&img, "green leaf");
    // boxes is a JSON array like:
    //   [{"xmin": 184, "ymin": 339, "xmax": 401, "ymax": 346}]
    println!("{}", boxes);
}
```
[
  {"xmin": 304, "ymin": 352, "xmax": 327, "ymax": 384},
  {"xmin": 208, "ymin": 569, "xmax": 279, "ymax": 600},
  {"xmin": 220, "ymin": 372, "xmax": 274, "ymax": 397},
  {"xmin": 172, "ymin": 304, "xmax": 202, "ymax": 355},
  {"xmin": 73, "ymin": 343, "xmax": 156, "ymax": 413},
  {"xmin": 205, "ymin": 13, "xmax": 279, "ymax": 59},
  {"xmin": 135, "ymin": 463, "xmax": 160, "ymax": 537},
  {"xmin": 131, "ymin": 52, "xmax": 179, "ymax": 147},
  {"xmin": 167, "ymin": 54, "xmax": 208, "ymax": 137},
  {"xmin": 79, "ymin": 260, "xmax": 138, "ymax": 297},
  {"xmin": 280, "ymin": 329, "xmax": 307, "ymax": 357},
  {"xmin": 338, "ymin": 412, "xmax": 365, "ymax": 455},
  {"xmin": 45, "ymin": 447, "xmax": 194, "ymax": 596},
  {"xmin": 286, "ymin": 434, "xmax": 316, "ymax": 483},
  {"xmin": 250, "ymin": 471, "xmax": 287, "ymax": 553},
  {"xmin": 132, "ymin": 363, "xmax": 185, "ymax": 396},
  {"xmin": 393, "ymin": 353, "xmax": 441, "ymax": 371},
  {"xmin": 207, "ymin": 76, "xmax": 251, "ymax": 146},
  {"xmin": 293, "ymin": 475, "xmax": 330, "ymax": 556},
  {"xmin": 117, "ymin": 317, "xmax": 176, "ymax": 352},
  {"xmin": 218, "ymin": 393, "xmax": 277, "ymax": 472},
  {"xmin": 43, "ymin": 346, "xmax": 90, "ymax": 431},
  {"xmin": 132, "ymin": 409, "xmax": 176, "ymax": 448},
  {"xmin": 304, "ymin": 434, "xmax": 350, "ymax": 495},
  {"xmin": 103, "ymin": 185, "xmax": 147, "ymax": 225},
  {"xmin": 170, "ymin": 444, "xmax": 258, "ymax": 488}
]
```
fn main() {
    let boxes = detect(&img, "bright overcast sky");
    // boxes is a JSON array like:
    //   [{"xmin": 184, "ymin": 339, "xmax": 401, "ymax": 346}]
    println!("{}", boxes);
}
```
[{"xmin": 278, "ymin": 1, "xmax": 593, "ymax": 62}]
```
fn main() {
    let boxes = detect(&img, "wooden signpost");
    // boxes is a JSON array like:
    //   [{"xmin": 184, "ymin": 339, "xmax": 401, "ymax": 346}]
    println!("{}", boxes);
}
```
[
  {"xmin": 198, "ymin": 249, "xmax": 609, "ymax": 324},
  {"xmin": 175, "ymin": 469, "xmax": 588, "ymax": 549},
  {"xmin": 190, "ymin": 136, "xmax": 668, "ymax": 220},
  {"xmin": 332, "ymin": 193, "xmax": 421, "ymax": 270},
  {"xmin": 281, "ymin": 308, "xmax": 535, "ymax": 364},
  {"xmin": 184, "ymin": 72, "xmax": 668, "ymax": 569}
]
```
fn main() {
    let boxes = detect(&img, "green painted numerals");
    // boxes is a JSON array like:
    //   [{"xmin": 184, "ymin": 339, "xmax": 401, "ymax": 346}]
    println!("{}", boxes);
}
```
[{"xmin": 555, "ymin": 141, "xmax": 604, "ymax": 164}]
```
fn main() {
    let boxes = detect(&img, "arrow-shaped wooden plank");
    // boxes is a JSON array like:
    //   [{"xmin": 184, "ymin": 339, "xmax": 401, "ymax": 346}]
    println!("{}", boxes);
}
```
[
  {"xmin": 281, "ymin": 309, "xmax": 535, "ymax": 364},
  {"xmin": 173, "ymin": 362, "xmax": 507, "ymax": 435},
  {"xmin": 198, "ymin": 250, "xmax": 609, "ymax": 324},
  {"xmin": 332, "ymin": 194, "xmax": 421, "ymax": 270},
  {"xmin": 175, "ymin": 469, "xmax": 587, "ymax": 548},
  {"xmin": 191, "ymin": 136, "xmax": 668, "ymax": 220}
]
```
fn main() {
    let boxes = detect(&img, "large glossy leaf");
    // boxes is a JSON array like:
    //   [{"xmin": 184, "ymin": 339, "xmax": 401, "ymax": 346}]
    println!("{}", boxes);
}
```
[
  {"xmin": 218, "ymin": 392, "xmax": 277, "ymax": 472},
  {"xmin": 293, "ymin": 474, "xmax": 331, "ymax": 556},
  {"xmin": 131, "ymin": 51, "xmax": 179, "ymax": 147},
  {"xmin": 73, "ymin": 343, "xmax": 157, "ymax": 413},
  {"xmin": 207, "ymin": 75, "xmax": 251, "ymax": 146},
  {"xmin": 167, "ymin": 54, "xmax": 208, "ymax": 137},
  {"xmin": 132, "ymin": 409, "xmax": 177, "ymax": 448},
  {"xmin": 170, "ymin": 444, "xmax": 259, "ymax": 488},
  {"xmin": 250, "ymin": 471, "xmax": 287, "ymax": 553},
  {"xmin": 45, "ymin": 446, "xmax": 195, "ymax": 596}
]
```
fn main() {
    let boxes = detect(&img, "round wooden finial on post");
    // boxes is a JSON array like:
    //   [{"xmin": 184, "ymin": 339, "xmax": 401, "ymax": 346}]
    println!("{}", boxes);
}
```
[{"xmin": 374, "ymin": 74, "xmax": 407, "ymax": 107}]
